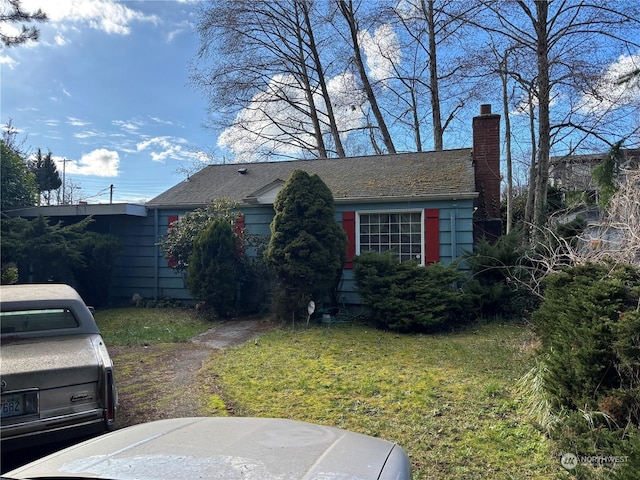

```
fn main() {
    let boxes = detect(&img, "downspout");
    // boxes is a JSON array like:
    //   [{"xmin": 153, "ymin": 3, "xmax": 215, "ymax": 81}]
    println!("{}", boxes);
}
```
[{"xmin": 153, "ymin": 208, "xmax": 159, "ymax": 300}]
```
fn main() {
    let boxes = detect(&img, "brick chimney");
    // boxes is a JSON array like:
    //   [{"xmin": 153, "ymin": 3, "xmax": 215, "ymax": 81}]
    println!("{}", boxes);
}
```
[{"xmin": 472, "ymin": 104, "xmax": 501, "ymax": 220}]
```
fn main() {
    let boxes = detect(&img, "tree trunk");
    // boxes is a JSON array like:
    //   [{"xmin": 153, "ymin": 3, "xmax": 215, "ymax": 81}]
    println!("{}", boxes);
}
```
[
  {"xmin": 424, "ymin": 0, "xmax": 443, "ymax": 151},
  {"xmin": 524, "ymin": 88, "xmax": 537, "ymax": 226},
  {"xmin": 500, "ymin": 54, "xmax": 512, "ymax": 234},
  {"xmin": 339, "ymin": 0, "xmax": 396, "ymax": 154},
  {"xmin": 531, "ymin": 1, "xmax": 551, "ymax": 228},
  {"xmin": 301, "ymin": 0, "xmax": 346, "ymax": 157},
  {"xmin": 293, "ymin": 3, "xmax": 327, "ymax": 158}
]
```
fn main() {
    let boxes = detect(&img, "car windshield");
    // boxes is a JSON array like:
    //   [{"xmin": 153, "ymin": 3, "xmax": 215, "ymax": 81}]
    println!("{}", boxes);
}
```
[{"xmin": 0, "ymin": 309, "xmax": 79, "ymax": 335}]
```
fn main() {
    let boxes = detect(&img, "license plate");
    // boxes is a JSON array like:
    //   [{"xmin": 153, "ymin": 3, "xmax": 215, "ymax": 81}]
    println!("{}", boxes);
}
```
[{"xmin": 1, "ymin": 395, "xmax": 24, "ymax": 418}]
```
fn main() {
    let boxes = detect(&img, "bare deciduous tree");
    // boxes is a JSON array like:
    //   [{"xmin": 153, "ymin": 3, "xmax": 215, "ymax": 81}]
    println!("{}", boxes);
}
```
[
  {"xmin": 192, "ymin": 0, "xmax": 349, "ymax": 161},
  {"xmin": 478, "ymin": 0, "xmax": 640, "ymax": 228},
  {"xmin": 337, "ymin": 0, "xmax": 396, "ymax": 154},
  {"xmin": 385, "ymin": 0, "xmax": 483, "ymax": 151}
]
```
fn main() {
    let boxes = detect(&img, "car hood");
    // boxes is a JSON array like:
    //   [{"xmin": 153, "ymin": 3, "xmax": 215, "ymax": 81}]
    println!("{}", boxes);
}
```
[
  {"xmin": 5, "ymin": 417, "xmax": 410, "ymax": 480},
  {"xmin": 0, "ymin": 335, "xmax": 101, "ymax": 390}
]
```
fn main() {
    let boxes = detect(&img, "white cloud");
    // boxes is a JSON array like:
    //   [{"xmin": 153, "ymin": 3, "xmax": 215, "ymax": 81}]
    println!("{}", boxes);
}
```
[
  {"xmin": 22, "ymin": 0, "xmax": 158, "ymax": 35},
  {"xmin": 358, "ymin": 23, "xmax": 401, "ymax": 84},
  {"xmin": 218, "ymin": 72, "xmax": 367, "ymax": 162},
  {"xmin": 74, "ymin": 130, "xmax": 99, "ymax": 139},
  {"xmin": 113, "ymin": 119, "xmax": 144, "ymax": 133},
  {"xmin": 67, "ymin": 116, "xmax": 89, "ymax": 127},
  {"xmin": 326, "ymin": 72, "xmax": 367, "ymax": 132},
  {"xmin": 57, "ymin": 148, "xmax": 120, "ymax": 177},
  {"xmin": 579, "ymin": 52, "xmax": 640, "ymax": 113},
  {"xmin": 137, "ymin": 135, "xmax": 200, "ymax": 163},
  {"xmin": 54, "ymin": 34, "xmax": 68, "ymax": 46},
  {"xmin": 149, "ymin": 116, "xmax": 175, "ymax": 126},
  {"xmin": 0, "ymin": 55, "xmax": 17, "ymax": 69}
]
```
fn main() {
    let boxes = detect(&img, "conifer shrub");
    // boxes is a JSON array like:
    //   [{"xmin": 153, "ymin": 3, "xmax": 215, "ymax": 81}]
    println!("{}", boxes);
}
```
[
  {"xmin": 265, "ymin": 170, "xmax": 346, "ymax": 321},
  {"xmin": 186, "ymin": 218, "xmax": 242, "ymax": 318},
  {"xmin": 353, "ymin": 251, "xmax": 476, "ymax": 332},
  {"xmin": 73, "ymin": 232, "xmax": 121, "ymax": 307},
  {"xmin": 532, "ymin": 262, "xmax": 640, "ymax": 474},
  {"xmin": 462, "ymin": 231, "xmax": 538, "ymax": 318}
]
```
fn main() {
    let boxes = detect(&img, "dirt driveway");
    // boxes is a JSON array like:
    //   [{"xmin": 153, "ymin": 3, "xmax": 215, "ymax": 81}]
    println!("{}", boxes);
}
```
[{"xmin": 110, "ymin": 319, "xmax": 276, "ymax": 429}]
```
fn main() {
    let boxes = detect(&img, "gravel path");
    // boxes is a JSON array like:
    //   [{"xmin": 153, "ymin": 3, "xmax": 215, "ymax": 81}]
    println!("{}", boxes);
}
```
[{"xmin": 111, "ymin": 318, "xmax": 276, "ymax": 429}]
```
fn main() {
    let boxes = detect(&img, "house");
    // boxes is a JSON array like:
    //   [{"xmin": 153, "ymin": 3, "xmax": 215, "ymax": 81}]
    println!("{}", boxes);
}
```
[
  {"xmin": 548, "ymin": 148, "xmax": 640, "ymax": 225},
  {"xmin": 549, "ymin": 148, "xmax": 640, "ymax": 194},
  {"xmin": 142, "ymin": 104, "xmax": 501, "ymax": 306},
  {"xmin": 6, "ymin": 105, "xmax": 501, "ymax": 306}
]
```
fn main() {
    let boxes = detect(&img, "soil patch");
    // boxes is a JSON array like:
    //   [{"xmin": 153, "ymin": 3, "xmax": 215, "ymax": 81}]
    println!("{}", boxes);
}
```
[{"xmin": 109, "ymin": 318, "xmax": 277, "ymax": 429}]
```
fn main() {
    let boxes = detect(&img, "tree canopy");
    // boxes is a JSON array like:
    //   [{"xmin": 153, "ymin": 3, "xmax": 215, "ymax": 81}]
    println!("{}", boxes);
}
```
[
  {"xmin": 29, "ymin": 148, "xmax": 62, "ymax": 206},
  {"xmin": 0, "ymin": 139, "xmax": 37, "ymax": 211},
  {"xmin": 193, "ymin": 0, "xmax": 640, "ymax": 228}
]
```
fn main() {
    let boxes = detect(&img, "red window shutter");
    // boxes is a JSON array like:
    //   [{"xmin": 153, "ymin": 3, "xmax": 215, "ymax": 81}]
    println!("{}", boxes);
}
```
[
  {"xmin": 167, "ymin": 215, "xmax": 179, "ymax": 268},
  {"xmin": 342, "ymin": 211, "xmax": 356, "ymax": 269},
  {"xmin": 234, "ymin": 214, "xmax": 245, "ymax": 238},
  {"xmin": 424, "ymin": 209, "xmax": 439, "ymax": 265},
  {"xmin": 234, "ymin": 214, "xmax": 245, "ymax": 255}
]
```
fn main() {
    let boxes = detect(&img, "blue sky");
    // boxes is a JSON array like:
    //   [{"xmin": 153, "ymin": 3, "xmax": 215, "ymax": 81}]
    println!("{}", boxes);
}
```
[
  {"xmin": 2, "ymin": 1, "xmax": 638, "ymax": 204},
  {"xmin": 1, "ymin": 0, "xmax": 210, "ymax": 204}
]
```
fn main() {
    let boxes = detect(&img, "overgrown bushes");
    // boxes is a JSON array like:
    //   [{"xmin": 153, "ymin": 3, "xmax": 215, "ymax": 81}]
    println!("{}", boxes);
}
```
[
  {"xmin": 353, "ymin": 251, "xmax": 475, "ymax": 332},
  {"xmin": 462, "ymin": 231, "xmax": 538, "ymax": 318},
  {"xmin": 532, "ymin": 262, "xmax": 640, "ymax": 477}
]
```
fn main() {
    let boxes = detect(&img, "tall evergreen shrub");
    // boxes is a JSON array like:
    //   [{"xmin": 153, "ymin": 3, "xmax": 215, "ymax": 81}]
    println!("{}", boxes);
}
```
[
  {"xmin": 533, "ymin": 262, "xmax": 640, "ymax": 475},
  {"xmin": 463, "ymin": 231, "xmax": 537, "ymax": 318},
  {"xmin": 264, "ymin": 170, "xmax": 346, "ymax": 321},
  {"xmin": 186, "ymin": 218, "xmax": 241, "ymax": 317}
]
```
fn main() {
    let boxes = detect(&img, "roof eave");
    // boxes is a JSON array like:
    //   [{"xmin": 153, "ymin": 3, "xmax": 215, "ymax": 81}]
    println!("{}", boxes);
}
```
[
  {"xmin": 332, "ymin": 192, "xmax": 479, "ymax": 204},
  {"xmin": 240, "ymin": 192, "xmax": 478, "ymax": 207},
  {"xmin": 148, "ymin": 192, "xmax": 479, "ymax": 210}
]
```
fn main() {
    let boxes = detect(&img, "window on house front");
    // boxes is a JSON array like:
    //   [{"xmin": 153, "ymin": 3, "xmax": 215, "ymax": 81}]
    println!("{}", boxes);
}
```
[{"xmin": 358, "ymin": 211, "xmax": 423, "ymax": 263}]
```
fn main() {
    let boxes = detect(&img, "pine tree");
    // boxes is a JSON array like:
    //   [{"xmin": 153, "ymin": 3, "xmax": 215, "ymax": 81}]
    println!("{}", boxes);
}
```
[{"xmin": 29, "ymin": 149, "xmax": 62, "ymax": 205}]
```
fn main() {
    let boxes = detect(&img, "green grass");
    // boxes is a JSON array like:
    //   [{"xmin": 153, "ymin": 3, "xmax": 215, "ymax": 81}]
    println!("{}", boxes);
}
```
[
  {"xmin": 94, "ymin": 307, "xmax": 213, "ymax": 345},
  {"xmin": 204, "ymin": 322, "xmax": 565, "ymax": 479}
]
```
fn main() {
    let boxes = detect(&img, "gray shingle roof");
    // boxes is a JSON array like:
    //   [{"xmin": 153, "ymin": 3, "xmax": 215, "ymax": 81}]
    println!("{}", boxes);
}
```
[{"xmin": 146, "ymin": 149, "xmax": 475, "ymax": 208}]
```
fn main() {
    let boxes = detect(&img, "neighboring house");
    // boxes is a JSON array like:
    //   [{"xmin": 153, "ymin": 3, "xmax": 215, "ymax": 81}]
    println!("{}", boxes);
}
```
[
  {"xmin": 549, "ymin": 148, "xmax": 640, "ymax": 194},
  {"xmin": 6, "ymin": 105, "xmax": 501, "ymax": 306},
  {"xmin": 549, "ymin": 148, "xmax": 640, "ymax": 225}
]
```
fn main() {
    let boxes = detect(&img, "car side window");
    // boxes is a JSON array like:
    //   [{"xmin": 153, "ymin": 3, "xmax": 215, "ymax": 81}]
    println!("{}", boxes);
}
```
[{"xmin": 0, "ymin": 308, "xmax": 79, "ymax": 334}]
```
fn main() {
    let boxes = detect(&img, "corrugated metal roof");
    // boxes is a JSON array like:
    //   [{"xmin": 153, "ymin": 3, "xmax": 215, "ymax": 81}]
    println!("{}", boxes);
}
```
[{"xmin": 146, "ymin": 149, "xmax": 475, "ymax": 207}]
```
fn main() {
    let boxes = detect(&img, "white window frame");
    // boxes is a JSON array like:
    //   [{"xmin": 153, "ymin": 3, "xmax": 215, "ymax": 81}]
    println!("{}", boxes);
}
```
[{"xmin": 356, "ymin": 209, "xmax": 425, "ymax": 265}]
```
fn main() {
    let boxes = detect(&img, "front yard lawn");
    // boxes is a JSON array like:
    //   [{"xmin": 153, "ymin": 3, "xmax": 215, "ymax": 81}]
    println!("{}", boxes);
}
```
[
  {"xmin": 96, "ymin": 307, "xmax": 565, "ymax": 479},
  {"xmin": 96, "ymin": 307, "xmax": 213, "ymax": 345},
  {"xmin": 204, "ymin": 322, "xmax": 564, "ymax": 479}
]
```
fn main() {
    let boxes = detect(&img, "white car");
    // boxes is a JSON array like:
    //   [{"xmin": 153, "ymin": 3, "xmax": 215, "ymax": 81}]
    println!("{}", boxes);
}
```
[
  {"xmin": 4, "ymin": 417, "xmax": 411, "ymax": 480},
  {"xmin": 1, "ymin": 284, "xmax": 117, "ymax": 451}
]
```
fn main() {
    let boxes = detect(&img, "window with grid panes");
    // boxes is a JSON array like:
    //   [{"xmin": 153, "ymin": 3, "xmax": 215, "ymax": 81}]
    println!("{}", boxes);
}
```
[{"xmin": 358, "ymin": 212, "xmax": 423, "ymax": 263}]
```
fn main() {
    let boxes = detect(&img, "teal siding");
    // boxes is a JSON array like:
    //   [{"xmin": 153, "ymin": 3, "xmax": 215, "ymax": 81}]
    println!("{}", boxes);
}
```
[
  {"xmin": 112, "ymin": 200, "xmax": 476, "ymax": 306},
  {"xmin": 110, "ymin": 215, "xmax": 157, "ymax": 302}
]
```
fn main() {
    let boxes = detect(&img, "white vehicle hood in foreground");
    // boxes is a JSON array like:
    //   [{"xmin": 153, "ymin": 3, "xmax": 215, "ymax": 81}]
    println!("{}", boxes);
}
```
[{"xmin": 6, "ymin": 417, "xmax": 411, "ymax": 480}]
